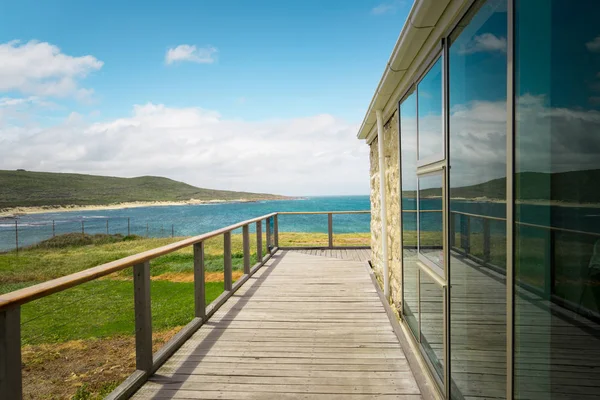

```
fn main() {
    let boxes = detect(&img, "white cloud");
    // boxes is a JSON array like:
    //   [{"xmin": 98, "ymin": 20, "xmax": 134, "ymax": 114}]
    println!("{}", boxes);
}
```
[
  {"xmin": 401, "ymin": 95, "xmax": 600, "ymax": 190},
  {"xmin": 586, "ymin": 36, "xmax": 600, "ymax": 53},
  {"xmin": 458, "ymin": 33, "xmax": 507, "ymax": 55},
  {"xmin": 0, "ymin": 40, "xmax": 103, "ymax": 99},
  {"xmin": 0, "ymin": 104, "xmax": 369, "ymax": 196},
  {"xmin": 165, "ymin": 45, "xmax": 217, "ymax": 65},
  {"xmin": 371, "ymin": 1, "xmax": 405, "ymax": 15}
]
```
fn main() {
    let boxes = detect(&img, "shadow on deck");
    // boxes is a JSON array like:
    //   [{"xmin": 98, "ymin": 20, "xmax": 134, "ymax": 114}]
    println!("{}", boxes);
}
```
[{"xmin": 132, "ymin": 249, "xmax": 429, "ymax": 399}]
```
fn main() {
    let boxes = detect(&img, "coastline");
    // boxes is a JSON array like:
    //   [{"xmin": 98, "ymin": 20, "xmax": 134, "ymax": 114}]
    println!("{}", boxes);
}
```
[{"xmin": 0, "ymin": 198, "xmax": 291, "ymax": 218}]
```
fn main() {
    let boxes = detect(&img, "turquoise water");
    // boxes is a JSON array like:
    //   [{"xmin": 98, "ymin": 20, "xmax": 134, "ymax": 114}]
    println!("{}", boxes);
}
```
[{"xmin": 0, "ymin": 196, "xmax": 371, "ymax": 251}]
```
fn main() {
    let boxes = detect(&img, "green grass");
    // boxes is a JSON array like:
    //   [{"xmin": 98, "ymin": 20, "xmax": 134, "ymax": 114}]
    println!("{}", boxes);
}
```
[
  {"xmin": 20, "ymin": 279, "xmax": 224, "ymax": 345},
  {"xmin": 0, "ymin": 169, "xmax": 287, "ymax": 208}
]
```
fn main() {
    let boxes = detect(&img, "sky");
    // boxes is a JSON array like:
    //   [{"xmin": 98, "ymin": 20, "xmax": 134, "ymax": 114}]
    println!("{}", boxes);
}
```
[{"xmin": 0, "ymin": 0, "xmax": 413, "ymax": 196}]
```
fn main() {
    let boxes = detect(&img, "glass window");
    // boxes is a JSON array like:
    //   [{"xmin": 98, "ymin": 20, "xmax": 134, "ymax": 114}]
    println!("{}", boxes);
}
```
[
  {"xmin": 400, "ymin": 89, "xmax": 420, "ymax": 338},
  {"xmin": 417, "ymin": 57, "xmax": 443, "ymax": 162},
  {"xmin": 515, "ymin": 0, "xmax": 600, "ymax": 398},
  {"xmin": 418, "ymin": 173, "xmax": 444, "ymax": 274},
  {"xmin": 447, "ymin": 0, "xmax": 507, "ymax": 399},
  {"xmin": 419, "ymin": 271, "xmax": 445, "ymax": 385}
]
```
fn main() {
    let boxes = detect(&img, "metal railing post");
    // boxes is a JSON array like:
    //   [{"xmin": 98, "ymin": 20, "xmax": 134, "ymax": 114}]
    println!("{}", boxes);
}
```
[
  {"xmin": 483, "ymin": 218, "xmax": 491, "ymax": 262},
  {"xmin": 256, "ymin": 221, "xmax": 263, "ymax": 263},
  {"xmin": 194, "ymin": 242, "xmax": 206, "ymax": 319},
  {"xmin": 81, "ymin": 220, "xmax": 84, "ymax": 235},
  {"xmin": 243, "ymin": 225, "xmax": 250, "ymax": 274},
  {"xmin": 0, "ymin": 306, "xmax": 22, "ymax": 399},
  {"xmin": 14, "ymin": 221, "xmax": 18, "ymax": 255},
  {"xmin": 328, "ymin": 213, "xmax": 333, "ymax": 249},
  {"xmin": 224, "ymin": 232, "xmax": 232, "ymax": 291},
  {"xmin": 133, "ymin": 261, "xmax": 152, "ymax": 373},
  {"xmin": 449, "ymin": 212, "xmax": 455, "ymax": 248},
  {"xmin": 52, "ymin": 220, "xmax": 55, "ymax": 237},
  {"xmin": 128, "ymin": 218, "xmax": 131, "ymax": 236},
  {"xmin": 274, "ymin": 214, "xmax": 279, "ymax": 248}
]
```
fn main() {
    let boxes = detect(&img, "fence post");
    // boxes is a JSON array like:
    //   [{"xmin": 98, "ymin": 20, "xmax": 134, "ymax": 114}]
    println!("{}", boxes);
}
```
[
  {"xmin": 224, "ymin": 232, "xmax": 232, "ymax": 291},
  {"xmin": 274, "ymin": 214, "xmax": 279, "ymax": 248},
  {"xmin": 266, "ymin": 217, "xmax": 272, "ymax": 254},
  {"xmin": 256, "ymin": 221, "xmax": 263, "ymax": 263},
  {"xmin": 81, "ymin": 220, "xmax": 84, "ymax": 235},
  {"xmin": 171, "ymin": 225, "xmax": 174, "ymax": 238},
  {"xmin": 14, "ymin": 221, "xmax": 18, "ymax": 255},
  {"xmin": 106, "ymin": 219, "xmax": 109, "ymax": 235},
  {"xmin": 128, "ymin": 218, "xmax": 131, "ymax": 236},
  {"xmin": 133, "ymin": 261, "xmax": 152, "ymax": 373},
  {"xmin": 0, "ymin": 306, "xmax": 22, "ymax": 398},
  {"xmin": 483, "ymin": 218, "xmax": 491, "ymax": 263},
  {"xmin": 328, "ymin": 213, "xmax": 333, "ymax": 249},
  {"xmin": 243, "ymin": 225, "xmax": 250, "ymax": 274},
  {"xmin": 52, "ymin": 220, "xmax": 55, "ymax": 237},
  {"xmin": 193, "ymin": 242, "xmax": 206, "ymax": 319}
]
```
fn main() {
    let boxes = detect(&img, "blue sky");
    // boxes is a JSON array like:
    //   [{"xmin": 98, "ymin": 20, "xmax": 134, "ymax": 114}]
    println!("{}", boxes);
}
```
[
  {"xmin": 0, "ymin": 0, "xmax": 409, "ymax": 121},
  {"xmin": 0, "ymin": 0, "xmax": 412, "ymax": 196}
]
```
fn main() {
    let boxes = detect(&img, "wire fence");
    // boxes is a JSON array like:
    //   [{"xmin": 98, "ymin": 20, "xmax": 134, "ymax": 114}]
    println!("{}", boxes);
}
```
[{"xmin": 0, "ymin": 216, "xmax": 179, "ymax": 253}]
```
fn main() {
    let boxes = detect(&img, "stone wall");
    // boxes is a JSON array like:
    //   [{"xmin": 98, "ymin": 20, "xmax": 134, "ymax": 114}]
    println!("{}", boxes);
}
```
[{"xmin": 369, "ymin": 110, "xmax": 402, "ymax": 310}]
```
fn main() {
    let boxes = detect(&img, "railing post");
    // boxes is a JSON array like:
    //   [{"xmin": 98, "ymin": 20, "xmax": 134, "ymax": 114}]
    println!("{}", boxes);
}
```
[
  {"xmin": 449, "ymin": 212, "xmax": 455, "ymax": 248},
  {"xmin": 193, "ymin": 242, "xmax": 206, "ymax": 319},
  {"xmin": 14, "ymin": 221, "xmax": 18, "ymax": 255},
  {"xmin": 81, "ymin": 220, "xmax": 84, "ymax": 235},
  {"xmin": 243, "ymin": 225, "xmax": 250, "ymax": 274},
  {"xmin": 0, "ymin": 306, "xmax": 22, "ymax": 399},
  {"xmin": 483, "ymin": 218, "xmax": 491, "ymax": 263},
  {"xmin": 133, "ymin": 261, "xmax": 152, "ymax": 373},
  {"xmin": 544, "ymin": 230, "xmax": 556, "ymax": 299},
  {"xmin": 460, "ymin": 215, "xmax": 471, "ymax": 254},
  {"xmin": 128, "ymin": 218, "xmax": 131, "ymax": 236},
  {"xmin": 266, "ymin": 217, "xmax": 272, "ymax": 254},
  {"xmin": 52, "ymin": 220, "xmax": 55, "ymax": 237},
  {"xmin": 106, "ymin": 219, "xmax": 109, "ymax": 235},
  {"xmin": 274, "ymin": 214, "xmax": 279, "ymax": 248},
  {"xmin": 224, "ymin": 232, "xmax": 232, "ymax": 291},
  {"xmin": 328, "ymin": 213, "xmax": 333, "ymax": 249},
  {"xmin": 256, "ymin": 221, "xmax": 263, "ymax": 263}
]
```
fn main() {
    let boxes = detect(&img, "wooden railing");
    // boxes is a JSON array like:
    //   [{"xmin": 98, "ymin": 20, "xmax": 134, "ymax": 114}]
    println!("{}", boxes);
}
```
[
  {"xmin": 403, "ymin": 208, "xmax": 600, "ymax": 321},
  {"xmin": 277, "ymin": 210, "xmax": 370, "ymax": 249},
  {"xmin": 0, "ymin": 210, "xmax": 370, "ymax": 399}
]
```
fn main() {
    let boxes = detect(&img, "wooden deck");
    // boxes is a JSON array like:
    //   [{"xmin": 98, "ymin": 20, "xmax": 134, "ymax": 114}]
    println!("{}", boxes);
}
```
[
  {"xmin": 291, "ymin": 248, "xmax": 371, "ymax": 262},
  {"xmin": 132, "ymin": 249, "xmax": 424, "ymax": 399}
]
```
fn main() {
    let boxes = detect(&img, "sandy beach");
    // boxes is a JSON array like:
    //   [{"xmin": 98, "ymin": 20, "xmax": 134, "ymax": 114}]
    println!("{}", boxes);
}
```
[{"xmin": 0, "ymin": 199, "xmax": 262, "ymax": 218}]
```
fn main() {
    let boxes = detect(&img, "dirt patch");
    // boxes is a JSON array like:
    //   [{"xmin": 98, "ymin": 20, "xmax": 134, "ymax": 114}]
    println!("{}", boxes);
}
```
[
  {"xmin": 22, "ymin": 328, "xmax": 182, "ymax": 400},
  {"xmin": 151, "ymin": 271, "xmax": 244, "ymax": 283}
]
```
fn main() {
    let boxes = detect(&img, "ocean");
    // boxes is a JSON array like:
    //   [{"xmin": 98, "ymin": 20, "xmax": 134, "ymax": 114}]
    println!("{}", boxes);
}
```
[
  {"xmin": 0, "ymin": 196, "xmax": 371, "ymax": 251},
  {"xmin": 3, "ymin": 195, "xmax": 600, "ymax": 252}
]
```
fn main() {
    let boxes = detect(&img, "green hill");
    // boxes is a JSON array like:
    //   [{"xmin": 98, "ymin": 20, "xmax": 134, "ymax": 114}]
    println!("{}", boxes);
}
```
[
  {"xmin": 405, "ymin": 169, "xmax": 600, "ymax": 203},
  {"xmin": 0, "ymin": 170, "xmax": 288, "ymax": 209}
]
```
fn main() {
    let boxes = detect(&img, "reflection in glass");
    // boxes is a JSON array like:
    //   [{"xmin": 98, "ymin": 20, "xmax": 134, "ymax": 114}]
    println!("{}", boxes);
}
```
[
  {"xmin": 419, "ymin": 173, "xmax": 443, "ymax": 273},
  {"xmin": 515, "ymin": 0, "xmax": 600, "ymax": 398},
  {"xmin": 420, "ymin": 271, "xmax": 444, "ymax": 385},
  {"xmin": 401, "ymin": 90, "xmax": 420, "ymax": 338},
  {"xmin": 447, "ymin": 0, "xmax": 507, "ymax": 398},
  {"xmin": 417, "ymin": 57, "xmax": 443, "ymax": 162}
]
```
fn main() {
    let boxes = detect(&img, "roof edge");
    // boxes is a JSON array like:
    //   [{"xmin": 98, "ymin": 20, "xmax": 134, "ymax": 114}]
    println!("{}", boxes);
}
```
[{"xmin": 357, "ymin": 0, "xmax": 466, "ymax": 141}]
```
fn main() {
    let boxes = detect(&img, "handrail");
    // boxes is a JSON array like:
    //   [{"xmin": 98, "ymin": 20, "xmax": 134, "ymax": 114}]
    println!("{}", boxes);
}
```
[
  {"xmin": 278, "ymin": 210, "xmax": 370, "ymax": 215},
  {"xmin": 276, "ymin": 210, "xmax": 370, "ymax": 250},
  {"xmin": 0, "ymin": 212, "xmax": 276, "ymax": 311}
]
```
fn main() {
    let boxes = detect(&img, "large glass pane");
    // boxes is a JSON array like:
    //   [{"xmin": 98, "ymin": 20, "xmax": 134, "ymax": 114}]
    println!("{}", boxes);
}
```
[
  {"xmin": 515, "ymin": 1, "xmax": 600, "ymax": 398},
  {"xmin": 448, "ymin": 0, "xmax": 507, "ymax": 398},
  {"xmin": 418, "ymin": 173, "xmax": 443, "ymax": 274},
  {"xmin": 417, "ymin": 57, "xmax": 443, "ymax": 162},
  {"xmin": 401, "ymin": 89, "xmax": 419, "ymax": 338},
  {"xmin": 420, "ymin": 271, "xmax": 445, "ymax": 385}
]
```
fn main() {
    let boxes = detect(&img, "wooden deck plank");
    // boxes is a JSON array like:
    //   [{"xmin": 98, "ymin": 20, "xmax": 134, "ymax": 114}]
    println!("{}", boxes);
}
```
[{"xmin": 133, "ymin": 250, "xmax": 422, "ymax": 399}]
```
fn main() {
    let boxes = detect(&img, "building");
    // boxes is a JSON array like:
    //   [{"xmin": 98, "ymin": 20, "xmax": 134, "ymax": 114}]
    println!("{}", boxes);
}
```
[{"xmin": 357, "ymin": 0, "xmax": 600, "ymax": 398}]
